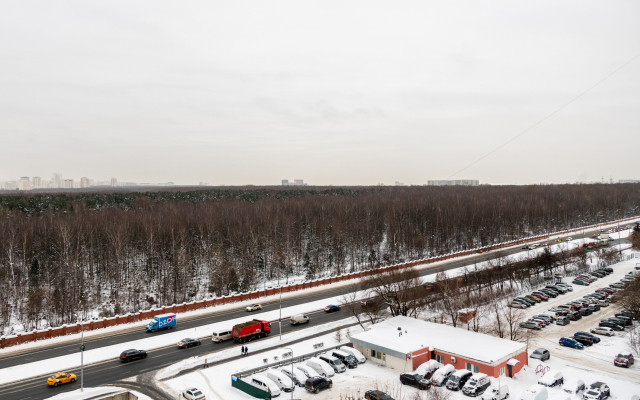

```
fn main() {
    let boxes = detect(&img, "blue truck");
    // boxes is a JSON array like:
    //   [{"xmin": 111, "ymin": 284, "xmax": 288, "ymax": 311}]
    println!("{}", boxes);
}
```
[{"xmin": 146, "ymin": 313, "xmax": 177, "ymax": 332}]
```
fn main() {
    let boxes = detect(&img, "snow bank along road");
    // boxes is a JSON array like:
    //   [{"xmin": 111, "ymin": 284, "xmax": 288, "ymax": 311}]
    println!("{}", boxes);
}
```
[{"xmin": 0, "ymin": 228, "xmax": 629, "ymax": 398}]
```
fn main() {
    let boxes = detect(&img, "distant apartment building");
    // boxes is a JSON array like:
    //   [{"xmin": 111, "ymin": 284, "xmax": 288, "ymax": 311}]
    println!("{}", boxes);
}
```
[
  {"xmin": 3, "ymin": 181, "xmax": 18, "ymax": 190},
  {"xmin": 427, "ymin": 180, "xmax": 479, "ymax": 186},
  {"xmin": 395, "ymin": 181, "xmax": 405, "ymax": 186},
  {"xmin": 63, "ymin": 179, "xmax": 74, "ymax": 189},
  {"xmin": 80, "ymin": 177, "xmax": 90, "ymax": 188},
  {"xmin": 110, "ymin": 178, "xmax": 118, "ymax": 187},
  {"xmin": 19, "ymin": 177, "xmax": 30, "ymax": 191},
  {"xmin": 32, "ymin": 176, "xmax": 41, "ymax": 189},
  {"xmin": 619, "ymin": 179, "xmax": 640, "ymax": 184},
  {"xmin": 52, "ymin": 173, "xmax": 63, "ymax": 189},
  {"xmin": 281, "ymin": 179, "xmax": 308, "ymax": 186}
]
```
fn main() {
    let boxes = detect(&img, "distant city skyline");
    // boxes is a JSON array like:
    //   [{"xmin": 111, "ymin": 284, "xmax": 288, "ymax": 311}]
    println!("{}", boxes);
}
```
[{"xmin": 0, "ymin": 1, "xmax": 639, "ymax": 186}]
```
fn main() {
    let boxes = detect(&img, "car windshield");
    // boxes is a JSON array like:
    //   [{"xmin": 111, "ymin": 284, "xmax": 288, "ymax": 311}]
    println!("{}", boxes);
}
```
[
  {"xmin": 49, "ymin": 375, "xmax": 56, "ymax": 380},
  {"xmin": 587, "ymin": 391, "xmax": 599, "ymax": 396},
  {"xmin": 147, "ymin": 320, "xmax": 156, "ymax": 326},
  {"xmin": 193, "ymin": 391, "xmax": 203, "ymax": 396},
  {"xmin": 468, "ymin": 381, "xmax": 477, "ymax": 386},
  {"xmin": 448, "ymin": 375, "xmax": 460, "ymax": 383},
  {"xmin": 617, "ymin": 354, "xmax": 629, "ymax": 359},
  {"xmin": 334, "ymin": 359, "xmax": 344, "ymax": 365},
  {"xmin": 346, "ymin": 355, "xmax": 356, "ymax": 362},
  {"xmin": 533, "ymin": 350, "xmax": 542, "ymax": 355}
]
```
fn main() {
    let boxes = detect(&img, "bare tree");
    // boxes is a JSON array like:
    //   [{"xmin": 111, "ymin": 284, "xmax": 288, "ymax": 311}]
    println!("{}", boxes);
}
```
[
  {"xmin": 435, "ymin": 272, "xmax": 463, "ymax": 327},
  {"xmin": 339, "ymin": 284, "xmax": 367, "ymax": 331},
  {"xmin": 360, "ymin": 267, "xmax": 427, "ymax": 318}
]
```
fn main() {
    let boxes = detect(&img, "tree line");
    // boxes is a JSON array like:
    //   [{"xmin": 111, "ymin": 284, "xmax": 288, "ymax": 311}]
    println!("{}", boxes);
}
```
[{"xmin": 0, "ymin": 183, "xmax": 638, "ymax": 333}]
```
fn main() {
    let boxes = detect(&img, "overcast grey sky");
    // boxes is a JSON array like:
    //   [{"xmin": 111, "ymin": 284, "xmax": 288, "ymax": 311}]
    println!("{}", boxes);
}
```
[{"xmin": 1, "ymin": 1, "xmax": 639, "ymax": 186}]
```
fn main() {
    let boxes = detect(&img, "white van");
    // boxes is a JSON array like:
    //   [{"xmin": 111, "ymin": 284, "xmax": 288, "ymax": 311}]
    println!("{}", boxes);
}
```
[
  {"xmin": 280, "ymin": 367, "xmax": 307, "ymax": 387},
  {"xmin": 520, "ymin": 384, "xmax": 549, "ymax": 400},
  {"xmin": 250, "ymin": 374, "xmax": 281, "ymax": 397},
  {"xmin": 290, "ymin": 314, "xmax": 310, "ymax": 325},
  {"xmin": 538, "ymin": 370, "xmax": 563, "ymax": 388},
  {"xmin": 340, "ymin": 346, "xmax": 366, "ymax": 364},
  {"xmin": 266, "ymin": 370, "xmax": 295, "ymax": 393},
  {"xmin": 482, "ymin": 385, "xmax": 509, "ymax": 400},
  {"xmin": 211, "ymin": 329, "xmax": 232, "ymax": 343},
  {"xmin": 296, "ymin": 364, "xmax": 320, "ymax": 379},
  {"xmin": 306, "ymin": 357, "xmax": 335, "ymax": 378},
  {"xmin": 318, "ymin": 354, "xmax": 346, "ymax": 373}
]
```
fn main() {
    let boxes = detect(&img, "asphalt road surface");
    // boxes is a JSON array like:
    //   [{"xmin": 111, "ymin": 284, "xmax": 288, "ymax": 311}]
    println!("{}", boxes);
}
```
[{"xmin": 0, "ymin": 226, "xmax": 629, "ymax": 399}]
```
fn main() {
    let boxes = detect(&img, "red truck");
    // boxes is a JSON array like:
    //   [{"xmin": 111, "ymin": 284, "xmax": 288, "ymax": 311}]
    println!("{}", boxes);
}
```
[{"xmin": 232, "ymin": 319, "xmax": 271, "ymax": 343}]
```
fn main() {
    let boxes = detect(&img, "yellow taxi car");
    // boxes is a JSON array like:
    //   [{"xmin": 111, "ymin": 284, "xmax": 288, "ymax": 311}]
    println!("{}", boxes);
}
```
[
  {"xmin": 246, "ymin": 304, "xmax": 262, "ymax": 312},
  {"xmin": 47, "ymin": 372, "xmax": 77, "ymax": 387}
]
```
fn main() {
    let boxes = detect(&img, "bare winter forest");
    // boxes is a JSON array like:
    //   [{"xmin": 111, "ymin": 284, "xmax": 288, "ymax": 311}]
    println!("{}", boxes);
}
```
[{"xmin": 0, "ymin": 184, "xmax": 639, "ymax": 332}]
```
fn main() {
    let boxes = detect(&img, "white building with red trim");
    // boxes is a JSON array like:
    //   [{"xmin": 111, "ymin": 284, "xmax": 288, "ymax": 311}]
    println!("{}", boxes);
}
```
[{"xmin": 350, "ymin": 316, "xmax": 528, "ymax": 378}]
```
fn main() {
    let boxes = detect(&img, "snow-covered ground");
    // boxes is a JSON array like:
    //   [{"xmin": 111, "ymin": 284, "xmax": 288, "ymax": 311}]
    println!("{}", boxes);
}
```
[{"xmin": 44, "ymin": 386, "xmax": 152, "ymax": 400}]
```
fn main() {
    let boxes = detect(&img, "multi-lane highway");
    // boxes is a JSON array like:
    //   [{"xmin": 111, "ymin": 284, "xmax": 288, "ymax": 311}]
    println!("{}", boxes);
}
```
[{"xmin": 0, "ymin": 226, "xmax": 628, "ymax": 399}]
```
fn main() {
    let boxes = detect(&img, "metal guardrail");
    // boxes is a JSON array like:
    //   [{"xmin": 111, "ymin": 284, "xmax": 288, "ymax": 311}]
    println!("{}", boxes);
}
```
[{"xmin": 233, "ymin": 343, "xmax": 353, "ymax": 379}]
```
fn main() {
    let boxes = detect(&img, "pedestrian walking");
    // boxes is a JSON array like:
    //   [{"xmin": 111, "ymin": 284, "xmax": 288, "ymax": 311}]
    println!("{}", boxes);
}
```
[
  {"xmin": 241, "ymin": 345, "xmax": 245, "ymax": 356},
  {"xmin": 245, "ymin": 346, "xmax": 249, "ymax": 356},
  {"xmin": 204, "ymin": 358, "xmax": 208, "ymax": 369}
]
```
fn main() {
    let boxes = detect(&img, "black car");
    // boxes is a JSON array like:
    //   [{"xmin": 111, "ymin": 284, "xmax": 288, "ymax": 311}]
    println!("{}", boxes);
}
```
[
  {"xmin": 599, "ymin": 321, "xmax": 624, "ymax": 331},
  {"xmin": 616, "ymin": 311, "xmax": 635, "ymax": 320},
  {"xmin": 572, "ymin": 279, "xmax": 589, "ymax": 286},
  {"xmin": 607, "ymin": 317, "xmax": 631, "ymax": 327},
  {"xmin": 365, "ymin": 390, "xmax": 395, "ymax": 400},
  {"xmin": 446, "ymin": 370, "xmax": 473, "ymax": 390},
  {"xmin": 177, "ymin": 338, "xmax": 202, "ymax": 348},
  {"xmin": 305, "ymin": 376, "xmax": 332, "ymax": 393},
  {"xmin": 580, "ymin": 307, "xmax": 593, "ymax": 316},
  {"xmin": 567, "ymin": 312, "xmax": 581, "ymax": 321},
  {"xmin": 550, "ymin": 308, "xmax": 569, "ymax": 316},
  {"xmin": 574, "ymin": 334, "xmax": 594, "ymax": 346},
  {"xmin": 540, "ymin": 289, "xmax": 558, "ymax": 298},
  {"xmin": 575, "ymin": 331, "xmax": 601, "ymax": 343},
  {"xmin": 400, "ymin": 373, "xmax": 431, "ymax": 390},
  {"xmin": 120, "ymin": 349, "xmax": 147, "ymax": 362},
  {"xmin": 324, "ymin": 305, "xmax": 340, "ymax": 313}
]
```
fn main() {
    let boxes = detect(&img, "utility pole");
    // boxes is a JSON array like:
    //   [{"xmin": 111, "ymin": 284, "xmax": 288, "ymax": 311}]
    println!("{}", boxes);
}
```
[
  {"xmin": 283, "ymin": 347, "xmax": 294, "ymax": 400},
  {"xmin": 279, "ymin": 285, "xmax": 282, "ymax": 340},
  {"xmin": 79, "ymin": 316, "xmax": 85, "ymax": 392}
]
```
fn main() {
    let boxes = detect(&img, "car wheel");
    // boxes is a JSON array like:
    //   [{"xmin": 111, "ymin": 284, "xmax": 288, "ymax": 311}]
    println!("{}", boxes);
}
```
[
  {"xmin": 314, "ymin": 388, "xmax": 318, "ymax": 394},
  {"xmin": 54, "ymin": 383, "xmax": 58, "ymax": 387},
  {"xmin": 143, "ymin": 354, "xmax": 147, "ymax": 358},
  {"xmin": 329, "ymin": 383, "xmax": 333, "ymax": 389},
  {"xmin": 70, "ymin": 378, "xmax": 75, "ymax": 383}
]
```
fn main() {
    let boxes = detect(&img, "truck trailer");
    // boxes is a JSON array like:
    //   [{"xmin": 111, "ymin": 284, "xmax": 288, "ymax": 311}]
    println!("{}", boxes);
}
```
[
  {"xmin": 146, "ymin": 313, "xmax": 177, "ymax": 332},
  {"xmin": 232, "ymin": 319, "xmax": 271, "ymax": 343}
]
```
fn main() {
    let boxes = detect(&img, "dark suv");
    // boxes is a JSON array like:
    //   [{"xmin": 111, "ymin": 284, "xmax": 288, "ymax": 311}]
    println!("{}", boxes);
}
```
[
  {"xmin": 400, "ymin": 373, "xmax": 431, "ymax": 390},
  {"xmin": 365, "ymin": 390, "xmax": 395, "ymax": 400},
  {"xmin": 120, "ymin": 349, "xmax": 147, "ymax": 362},
  {"xmin": 305, "ymin": 376, "xmax": 332, "ymax": 393}
]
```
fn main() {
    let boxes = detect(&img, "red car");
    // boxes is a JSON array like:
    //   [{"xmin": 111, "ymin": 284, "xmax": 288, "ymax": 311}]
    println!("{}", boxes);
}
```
[
  {"xmin": 596, "ymin": 288, "xmax": 614, "ymax": 294},
  {"xmin": 614, "ymin": 353, "xmax": 634, "ymax": 368},
  {"xmin": 532, "ymin": 292, "xmax": 549, "ymax": 301}
]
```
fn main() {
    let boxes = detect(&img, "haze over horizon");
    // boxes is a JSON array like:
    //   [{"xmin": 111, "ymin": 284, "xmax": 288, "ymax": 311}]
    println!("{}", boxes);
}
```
[{"xmin": 1, "ymin": 1, "xmax": 639, "ymax": 186}]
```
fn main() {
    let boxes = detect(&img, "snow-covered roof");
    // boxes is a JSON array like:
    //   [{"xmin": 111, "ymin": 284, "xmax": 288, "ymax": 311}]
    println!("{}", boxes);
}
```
[
  {"xmin": 350, "ymin": 316, "xmax": 526, "ymax": 366},
  {"xmin": 507, "ymin": 358, "xmax": 520, "ymax": 366}
]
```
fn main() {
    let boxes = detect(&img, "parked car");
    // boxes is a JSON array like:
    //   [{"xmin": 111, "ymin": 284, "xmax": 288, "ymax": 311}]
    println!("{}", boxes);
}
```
[
  {"xmin": 296, "ymin": 364, "xmax": 320, "ymax": 379},
  {"xmin": 556, "ymin": 316, "xmax": 570, "ymax": 326},
  {"xmin": 530, "ymin": 348, "xmax": 550, "ymax": 361},
  {"xmin": 365, "ymin": 390, "xmax": 395, "ymax": 400},
  {"xmin": 567, "ymin": 312, "xmax": 581, "ymax": 321},
  {"xmin": 250, "ymin": 374, "xmax": 281, "ymax": 397},
  {"xmin": 583, "ymin": 382, "xmax": 610, "ymax": 400},
  {"xmin": 432, "ymin": 364, "xmax": 456, "ymax": 386},
  {"xmin": 573, "ymin": 279, "xmax": 590, "ymax": 286},
  {"xmin": 559, "ymin": 337, "xmax": 584, "ymax": 349},
  {"xmin": 462, "ymin": 373, "xmax": 491, "ymax": 396},
  {"xmin": 590, "ymin": 327, "xmax": 614, "ymax": 336},
  {"xmin": 415, "ymin": 359, "xmax": 443, "ymax": 379},
  {"xmin": 120, "ymin": 349, "xmax": 147, "ymax": 362},
  {"xmin": 520, "ymin": 384, "xmax": 548, "ymax": 400},
  {"xmin": 599, "ymin": 321, "xmax": 624, "ymax": 331},
  {"xmin": 331, "ymin": 350, "xmax": 358, "ymax": 369},
  {"xmin": 539, "ymin": 289, "xmax": 558, "ymax": 298},
  {"xmin": 177, "ymin": 338, "xmax": 201, "ymax": 349},
  {"xmin": 481, "ymin": 384, "xmax": 509, "ymax": 400},
  {"xmin": 182, "ymin": 388, "xmax": 206, "ymax": 400},
  {"xmin": 47, "ymin": 372, "xmax": 77, "ymax": 387},
  {"xmin": 340, "ymin": 346, "xmax": 366, "ymax": 364},
  {"xmin": 509, "ymin": 302, "xmax": 527, "ymax": 309},
  {"xmin": 520, "ymin": 321, "xmax": 541, "ymax": 330},
  {"xmin": 535, "ymin": 314, "xmax": 555, "ymax": 323},
  {"xmin": 606, "ymin": 317, "xmax": 630, "ymax": 327},
  {"xmin": 307, "ymin": 357, "xmax": 335, "ymax": 377},
  {"xmin": 246, "ymin": 304, "xmax": 262, "ymax": 312},
  {"xmin": 525, "ymin": 295, "xmax": 541, "ymax": 303},
  {"xmin": 280, "ymin": 367, "xmax": 307, "ymax": 387},
  {"xmin": 446, "ymin": 369, "xmax": 473, "ymax": 391},
  {"xmin": 538, "ymin": 370, "xmax": 564, "ymax": 387},
  {"xmin": 267, "ymin": 370, "xmax": 295, "ymax": 392},
  {"xmin": 614, "ymin": 353, "xmax": 634, "ymax": 368},
  {"xmin": 573, "ymin": 334, "xmax": 594, "ymax": 346},
  {"xmin": 532, "ymin": 292, "xmax": 549, "ymax": 301},
  {"xmin": 318, "ymin": 354, "xmax": 346, "ymax": 373},
  {"xmin": 400, "ymin": 373, "xmax": 432, "ymax": 390},
  {"xmin": 563, "ymin": 380, "xmax": 585, "ymax": 395},
  {"xmin": 574, "ymin": 332, "xmax": 600, "ymax": 343},
  {"xmin": 304, "ymin": 376, "xmax": 332, "ymax": 394},
  {"xmin": 323, "ymin": 305, "xmax": 340, "ymax": 313}
]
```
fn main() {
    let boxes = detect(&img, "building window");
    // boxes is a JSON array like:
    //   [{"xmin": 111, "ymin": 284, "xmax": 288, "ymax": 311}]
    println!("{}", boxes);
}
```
[
  {"xmin": 465, "ymin": 362, "xmax": 479, "ymax": 373},
  {"xmin": 436, "ymin": 354, "xmax": 444, "ymax": 364},
  {"xmin": 499, "ymin": 367, "xmax": 505, "ymax": 376}
]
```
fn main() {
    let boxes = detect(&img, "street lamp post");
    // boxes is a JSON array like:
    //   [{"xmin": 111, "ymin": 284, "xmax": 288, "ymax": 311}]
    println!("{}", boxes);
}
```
[
  {"xmin": 79, "ymin": 315, "xmax": 85, "ymax": 392},
  {"xmin": 282, "ymin": 347, "xmax": 294, "ymax": 400},
  {"xmin": 279, "ymin": 285, "xmax": 282, "ymax": 341}
]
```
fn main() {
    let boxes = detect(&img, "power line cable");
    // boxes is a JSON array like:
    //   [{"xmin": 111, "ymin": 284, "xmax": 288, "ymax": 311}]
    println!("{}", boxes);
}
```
[{"xmin": 447, "ymin": 52, "xmax": 640, "ymax": 179}]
